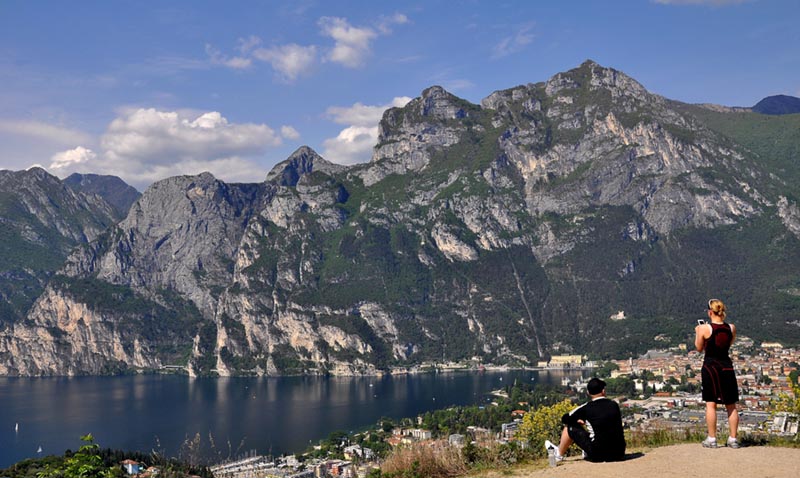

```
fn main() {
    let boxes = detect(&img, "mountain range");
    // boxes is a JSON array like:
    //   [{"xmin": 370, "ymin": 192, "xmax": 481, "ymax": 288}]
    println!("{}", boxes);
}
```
[{"xmin": 1, "ymin": 60, "xmax": 799, "ymax": 377}]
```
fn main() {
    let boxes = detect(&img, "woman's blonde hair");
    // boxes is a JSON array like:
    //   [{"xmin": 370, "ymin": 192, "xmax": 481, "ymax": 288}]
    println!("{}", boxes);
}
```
[{"xmin": 708, "ymin": 299, "xmax": 726, "ymax": 320}]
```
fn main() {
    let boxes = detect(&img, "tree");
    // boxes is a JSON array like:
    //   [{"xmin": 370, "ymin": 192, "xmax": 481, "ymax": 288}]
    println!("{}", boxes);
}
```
[
  {"xmin": 37, "ymin": 435, "xmax": 118, "ymax": 478},
  {"xmin": 380, "ymin": 417, "xmax": 395, "ymax": 433},
  {"xmin": 595, "ymin": 361, "xmax": 620, "ymax": 378},
  {"xmin": 605, "ymin": 376, "xmax": 635, "ymax": 397},
  {"xmin": 771, "ymin": 377, "xmax": 800, "ymax": 419},
  {"xmin": 789, "ymin": 370, "xmax": 798, "ymax": 387}
]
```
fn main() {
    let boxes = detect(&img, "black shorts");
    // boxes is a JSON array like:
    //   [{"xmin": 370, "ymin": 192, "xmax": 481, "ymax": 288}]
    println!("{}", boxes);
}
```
[
  {"xmin": 567, "ymin": 425, "xmax": 594, "ymax": 456},
  {"xmin": 566, "ymin": 426, "xmax": 624, "ymax": 462},
  {"xmin": 701, "ymin": 359, "xmax": 739, "ymax": 404}
]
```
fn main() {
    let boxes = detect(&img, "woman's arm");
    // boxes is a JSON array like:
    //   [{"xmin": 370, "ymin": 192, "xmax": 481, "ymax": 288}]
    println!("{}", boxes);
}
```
[
  {"xmin": 694, "ymin": 324, "xmax": 711, "ymax": 352},
  {"xmin": 730, "ymin": 323, "xmax": 736, "ymax": 344}
]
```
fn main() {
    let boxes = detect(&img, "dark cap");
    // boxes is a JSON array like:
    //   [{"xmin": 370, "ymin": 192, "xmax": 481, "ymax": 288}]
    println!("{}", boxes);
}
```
[{"xmin": 587, "ymin": 378, "xmax": 606, "ymax": 395}]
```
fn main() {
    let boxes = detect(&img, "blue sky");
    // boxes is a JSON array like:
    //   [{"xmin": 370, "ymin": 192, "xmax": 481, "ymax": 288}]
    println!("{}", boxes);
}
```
[{"xmin": 0, "ymin": 0, "xmax": 797, "ymax": 190}]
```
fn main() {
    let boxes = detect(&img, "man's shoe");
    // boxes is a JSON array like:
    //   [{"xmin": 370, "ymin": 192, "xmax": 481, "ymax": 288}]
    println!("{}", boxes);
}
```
[
  {"xmin": 727, "ymin": 438, "xmax": 740, "ymax": 449},
  {"xmin": 544, "ymin": 440, "xmax": 563, "ymax": 461},
  {"xmin": 701, "ymin": 437, "xmax": 718, "ymax": 448}
]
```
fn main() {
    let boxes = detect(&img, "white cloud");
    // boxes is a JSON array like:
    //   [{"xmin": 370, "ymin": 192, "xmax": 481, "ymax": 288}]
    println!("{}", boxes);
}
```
[
  {"xmin": 237, "ymin": 35, "xmax": 262, "ymax": 55},
  {"xmin": 326, "ymin": 97, "xmax": 412, "ymax": 126},
  {"xmin": 113, "ymin": 156, "xmax": 268, "ymax": 187},
  {"xmin": 280, "ymin": 125, "xmax": 300, "ymax": 140},
  {"xmin": 322, "ymin": 97, "xmax": 412, "ymax": 164},
  {"xmin": 50, "ymin": 146, "xmax": 96, "ymax": 169},
  {"xmin": 377, "ymin": 12, "xmax": 409, "ymax": 34},
  {"xmin": 206, "ymin": 44, "xmax": 252, "ymax": 70},
  {"xmin": 0, "ymin": 119, "xmax": 92, "ymax": 145},
  {"xmin": 40, "ymin": 109, "xmax": 280, "ymax": 189},
  {"xmin": 319, "ymin": 17, "xmax": 378, "ymax": 68},
  {"xmin": 102, "ymin": 109, "xmax": 280, "ymax": 162},
  {"xmin": 492, "ymin": 24, "xmax": 535, "ymax": 59},
  {"xmin": 252, "ymin": 43, "xmax": 317, "ymax": 81},
  {"xmin": 206, "ymin": 13, "xmax": 408, "ymax": 78},
  {"xmin": 322, "ymin": 126, "xmax": 379, "ymax": 165}
]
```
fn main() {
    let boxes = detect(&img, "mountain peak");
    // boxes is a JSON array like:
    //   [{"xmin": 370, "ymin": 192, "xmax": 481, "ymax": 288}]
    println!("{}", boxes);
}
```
[
  {"xmin": 410, "ymin": 85, "xmax": 476, "ymax": 120},
  {"xmin": 545, "ymin": 60, "xmax": 648, "ymax": 100},
  {"xmin": 64, "ymin": 173, "xmax": 141, "ymax": 218},
  {"xmin": 752, "ymin": 94, "xmax": 800, "ymax": 115},
  {"xmin": 579, "ymin": 58, "xmax": 601, "ymax": 69},
  {"xmin": 23, "ymin": 166, "xmax": 56, "ymax": 181},
  {"xmin": 420, "ymin": 85, "xmax": 449, "ymax": 99},
  {"xmin": 266, "ymin": 146, "xmax": 344, "ymax": 187}
]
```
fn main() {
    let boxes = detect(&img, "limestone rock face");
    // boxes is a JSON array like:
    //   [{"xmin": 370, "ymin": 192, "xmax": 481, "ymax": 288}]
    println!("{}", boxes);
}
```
[
  {"xmin": 93, "ymin": 173, "xmax": 266, "ymax": 314},
  {"xmin": 778, "ymin": 196, "xmax": 800, "ymax": 238},
  {"xmin": 0, "ymin": 288, "xmax": 159, "ymax": 376},
  {"xmin": 2, "ymin": 61, "xmax": 800, "ymax": 376}
]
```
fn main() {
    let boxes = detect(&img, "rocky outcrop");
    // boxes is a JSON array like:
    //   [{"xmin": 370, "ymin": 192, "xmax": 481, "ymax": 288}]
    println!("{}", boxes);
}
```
[
  {"xmin": 357, "ymin": 86, "xmax": 477, "ymax": 186},
  {"xmin": 777, "ymin": 196, "xmax": 800, "ymax": 238},
  {"xmin": 265, "ymin": 146, "xmax": 347, "ymax": 186}
]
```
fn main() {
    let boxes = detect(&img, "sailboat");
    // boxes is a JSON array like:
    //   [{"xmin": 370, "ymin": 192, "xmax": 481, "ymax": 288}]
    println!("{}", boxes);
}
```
[
  {"xmin": 37, "ymin": 446, "xmax": 42, "ymax": 454},
  {"xmin": 15, "ymin": 422, "xmax": 18, "ymax": 432}
]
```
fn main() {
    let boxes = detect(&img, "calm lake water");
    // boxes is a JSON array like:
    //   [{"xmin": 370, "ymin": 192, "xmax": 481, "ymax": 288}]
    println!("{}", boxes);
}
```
[{"xmin": 0, "ymin": 370, "xmax": 586, "ymax": 468}]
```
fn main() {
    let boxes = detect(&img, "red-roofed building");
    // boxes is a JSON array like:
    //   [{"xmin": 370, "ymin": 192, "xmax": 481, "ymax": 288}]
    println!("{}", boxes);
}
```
[{"xmin": 121, "ymin": 460, "xmax": 140, "ymax": 476}]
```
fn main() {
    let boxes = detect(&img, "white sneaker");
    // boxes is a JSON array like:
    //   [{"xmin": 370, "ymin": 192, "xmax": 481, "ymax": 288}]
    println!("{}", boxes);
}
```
[
  {"xmin": 701, "ymin": 437, "xmax": 717, "ymax": 448},
  {"xmin": 544, "ymin": 440, "xmax": 563, "ymax": 461}
]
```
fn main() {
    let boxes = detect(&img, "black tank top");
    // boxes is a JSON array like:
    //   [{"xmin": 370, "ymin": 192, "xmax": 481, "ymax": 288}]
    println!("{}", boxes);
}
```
[{"xmin": 704, "ymin": 322, "xmax": 733, "ymax": 361}]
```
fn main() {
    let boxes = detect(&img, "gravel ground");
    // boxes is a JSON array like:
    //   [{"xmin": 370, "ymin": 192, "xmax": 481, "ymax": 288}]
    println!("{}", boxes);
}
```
[{"xmin": 468, "ymin": 443, "xmax": 799, "ymax": 478}]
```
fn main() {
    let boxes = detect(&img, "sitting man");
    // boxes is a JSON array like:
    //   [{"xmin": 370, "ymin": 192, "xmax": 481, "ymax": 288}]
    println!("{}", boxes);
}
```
[{"xmin": 545, "ymin": 377, "xmax": 626, "ymax": 463}]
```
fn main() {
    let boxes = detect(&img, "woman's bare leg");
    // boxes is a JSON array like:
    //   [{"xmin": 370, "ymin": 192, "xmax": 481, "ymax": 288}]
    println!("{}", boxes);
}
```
[
  {"xmin": 725, "ymin": 404, "xmax": 739, "ymax": 439},
  {"xmin": 705, "ymin": 402, "xmax": 718, "ymax": 438}
]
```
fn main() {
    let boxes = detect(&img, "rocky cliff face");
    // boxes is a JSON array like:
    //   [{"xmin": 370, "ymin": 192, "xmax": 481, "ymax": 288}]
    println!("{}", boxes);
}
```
[
  {"xmin": 2, "ymin": 61, "xmax": 799, "ymax": 376},
  {"xmin": 0, "ymin": 168, "xmax": 118, "ymax": 323}
]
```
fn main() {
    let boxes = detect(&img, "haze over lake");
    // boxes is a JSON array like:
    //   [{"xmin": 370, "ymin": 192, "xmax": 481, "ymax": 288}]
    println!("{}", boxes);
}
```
[{"xmin": 0, "ymin": 370, "xmax": 587, "ymax": 468}]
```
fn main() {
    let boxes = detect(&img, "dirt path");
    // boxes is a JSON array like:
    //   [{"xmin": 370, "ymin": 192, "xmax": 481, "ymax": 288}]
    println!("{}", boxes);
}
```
[{"xmin": 469, "ymin": 443, "xmax": 799, "ymax": 478}]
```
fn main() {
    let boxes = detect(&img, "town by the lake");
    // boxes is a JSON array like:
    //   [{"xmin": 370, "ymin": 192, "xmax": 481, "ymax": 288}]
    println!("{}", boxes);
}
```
[{"xmin": 191, "ymin": 336, "xmax": 798, "ymax": 478}]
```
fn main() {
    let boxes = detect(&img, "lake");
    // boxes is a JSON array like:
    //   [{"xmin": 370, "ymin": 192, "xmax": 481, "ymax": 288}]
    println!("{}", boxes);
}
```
[{"xmin": 0, "ymin": 369, "xmax": 587, "ymax": 468}]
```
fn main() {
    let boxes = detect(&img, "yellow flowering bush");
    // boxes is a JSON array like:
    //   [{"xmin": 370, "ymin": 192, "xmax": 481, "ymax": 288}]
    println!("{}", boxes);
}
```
[{"xmin": 517, "ymin": 399, "xmax": 576, "ymax": 458}]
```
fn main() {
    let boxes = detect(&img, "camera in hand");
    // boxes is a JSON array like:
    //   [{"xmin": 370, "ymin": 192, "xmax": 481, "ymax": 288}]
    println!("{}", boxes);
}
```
[{"xmin": 697, "ymin": 319, "xmax": 706, "ymax": 325}]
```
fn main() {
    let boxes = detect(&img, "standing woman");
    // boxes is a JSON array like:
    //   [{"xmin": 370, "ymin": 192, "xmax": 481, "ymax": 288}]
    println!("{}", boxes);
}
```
[{"xmin": 695, "ymin": 298, "xmax": 740, "ymax": 448}]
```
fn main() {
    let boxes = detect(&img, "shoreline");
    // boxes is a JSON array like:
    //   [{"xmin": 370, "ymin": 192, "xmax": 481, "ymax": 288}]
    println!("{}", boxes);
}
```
[{"xmin": 0, "ymin": 363, "xmax": 596, "ymax": 379}]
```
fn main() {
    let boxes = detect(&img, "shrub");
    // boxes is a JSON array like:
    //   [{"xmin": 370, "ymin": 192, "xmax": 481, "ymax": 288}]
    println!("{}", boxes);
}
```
[{"xmin": 517, "ymin": 399, "xmax": 576, "ymax": 458}]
